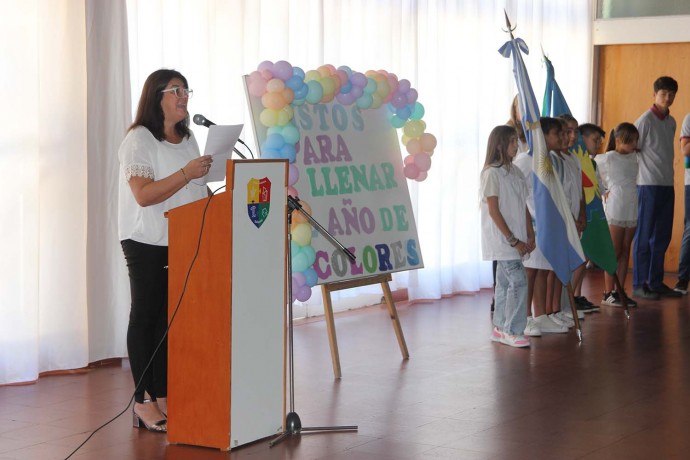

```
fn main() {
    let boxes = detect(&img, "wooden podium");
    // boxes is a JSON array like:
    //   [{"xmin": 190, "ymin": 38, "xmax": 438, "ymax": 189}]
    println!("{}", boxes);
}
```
[{"xmin": 166, "ymin": 160, "xmax": 287, "ymax": 450}]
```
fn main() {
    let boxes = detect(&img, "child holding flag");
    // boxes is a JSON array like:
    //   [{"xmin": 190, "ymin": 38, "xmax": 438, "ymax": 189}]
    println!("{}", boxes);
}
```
[{"xmin": 480, "ymin": 125, "xmax": 535, "ymax": 347}]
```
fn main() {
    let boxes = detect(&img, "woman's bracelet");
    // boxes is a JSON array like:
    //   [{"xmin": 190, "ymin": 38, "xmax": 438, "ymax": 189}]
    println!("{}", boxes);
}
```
[
  {"xmin": 180, "ymin": 168, "xmax": 189, "ymax": 187},
  {"xmin": 510, "ymin": 239, "xmax": 520, "ymax": 247}
]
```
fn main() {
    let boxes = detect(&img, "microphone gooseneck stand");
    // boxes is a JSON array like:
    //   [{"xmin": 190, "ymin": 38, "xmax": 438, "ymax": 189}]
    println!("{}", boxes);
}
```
[{"xmin": 269, "ymin": 195, "xmax": 358, "ymax": 447}]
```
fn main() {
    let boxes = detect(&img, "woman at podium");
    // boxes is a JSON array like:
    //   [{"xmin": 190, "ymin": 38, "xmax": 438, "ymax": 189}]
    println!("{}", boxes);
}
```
[{"xmin": 117, "ymin": 69, "xmax": 212, "ymax": 432}]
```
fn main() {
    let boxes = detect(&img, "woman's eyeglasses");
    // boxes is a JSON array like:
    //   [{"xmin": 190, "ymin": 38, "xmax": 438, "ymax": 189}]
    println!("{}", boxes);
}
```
[{"xmin": 161, "ymin": 86, "xmax": 193, "ymax": 98}]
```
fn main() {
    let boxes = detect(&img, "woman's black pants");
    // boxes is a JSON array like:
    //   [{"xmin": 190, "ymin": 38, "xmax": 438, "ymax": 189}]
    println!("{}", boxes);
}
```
[{"xmin": 121, "ymin": 239, "xmax": 168, "ymax": 403}]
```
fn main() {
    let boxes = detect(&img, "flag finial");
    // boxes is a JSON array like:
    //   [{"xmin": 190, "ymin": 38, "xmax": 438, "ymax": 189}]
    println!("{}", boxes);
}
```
[{"xmin": 503, "ymin": 10, "xmax": 516, "ymax": 39}]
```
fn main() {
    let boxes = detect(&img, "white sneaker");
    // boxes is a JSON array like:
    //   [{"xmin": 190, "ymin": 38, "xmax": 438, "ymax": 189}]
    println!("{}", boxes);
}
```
[
  {"xmin": 534, "ymin": 314, "xmax": 568, "ymax": 333},
  {"xmin": 563, "ymin": 308, "xmax": 585, "ymax": 320},
  {"xmin": 553, "ymin": 311, "xmax": 575, "ymax": 328},
  {"xmin": 548, "ymin": 313, "xmax": 568, "ymax": 328},
  {"xmin": 524, "ymin": 317, "xmax": 542, "ymax": 337}
]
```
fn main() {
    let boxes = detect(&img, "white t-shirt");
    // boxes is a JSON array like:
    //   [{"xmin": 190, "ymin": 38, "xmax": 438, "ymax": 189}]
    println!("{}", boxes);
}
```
[
  {"xmin": 480, "ymin": 164, "xmax": 529, "ymax": 261},
  {"xmin": 595, "ymin": 150, "xmax": 639, "ymax": 223},
  {"xmin": 118, "ymin": 127, "xmax": 208, "ymax": 246}
]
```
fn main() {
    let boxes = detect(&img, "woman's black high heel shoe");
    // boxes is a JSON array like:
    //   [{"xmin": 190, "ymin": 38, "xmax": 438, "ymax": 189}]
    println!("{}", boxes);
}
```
[{"xmin": 133, "ymin": 402, "xmax": 167, "ymax": 433}]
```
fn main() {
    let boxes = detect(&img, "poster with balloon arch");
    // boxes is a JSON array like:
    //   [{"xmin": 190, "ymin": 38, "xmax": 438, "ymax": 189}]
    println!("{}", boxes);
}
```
[{"xmin": 244, "ymin": 61, "xmax": 436, "ymax": 303}]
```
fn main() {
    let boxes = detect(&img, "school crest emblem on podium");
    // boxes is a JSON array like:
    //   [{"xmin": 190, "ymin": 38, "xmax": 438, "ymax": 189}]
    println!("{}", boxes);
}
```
[{"xmin": 247, "ymin": 177, "xmax": 271, "ymax": 228}]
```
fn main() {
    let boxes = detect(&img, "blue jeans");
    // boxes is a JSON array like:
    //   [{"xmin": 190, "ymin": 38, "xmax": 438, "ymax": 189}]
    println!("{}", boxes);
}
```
[
  {"xmin": 493, "ymin": 260, "xmax": 528, "ymax": 336},
  {"xmin": 678, "ymin": 185, "xmax": 690, "ymax": 282},
  {"xmin": 633, "ymin": 185, "xmax": 674, "ymax": 290}
]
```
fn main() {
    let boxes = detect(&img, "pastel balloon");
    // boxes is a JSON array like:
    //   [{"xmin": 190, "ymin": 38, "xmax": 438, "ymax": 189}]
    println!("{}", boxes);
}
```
[
  {"xmin": 282, "ymin": 88, "xmax": 294, "ymax": 104},
  {"xmin": 364, "ymin": 77, "xmax": 377, "ymax": 94},
  {"xmin": 375, "ymin": 80, "xmax": 390, "ymax": 98},
  {"xmin": 403, "ymin": 155, "xmax": 416, "ymax": 166},
  {"xmin": 261, "ymin": 91, "xmax": 286, "ymax": 110},
  {"xmin": 410, "ymin": 102, "xmax": 425, "ymax": 120},
  {"xmin": 281, "ymin": 124, "xmax": 300, "ymax": 144},
  {"xmin": 391, "ymin": 92, "xmax": 407, "ymax": 109},
  {"xmin": 290, "ymin": 240, "xmax": 300, "ymax": 258},
  {"xmin": 398, "ymin": 79, "xmax": 411, "ymax": 93},
  {"xmin": 356, "ymin": 93, "xmax": 373, "ymax": 109},
  {"xmin": 403, "ymin": 120, "xmax": 424, "ymax": 138},
  {"xmin": 292, "ymin": 252, "xmax": 309, "ymax": 273},
  {"xmin": 396, "ymin": 105, "xmax": 411, "ymax": 120},
  {"xmin": 288, "ymin": 186, "xmax": 299, "ymax": 197},
  {"xmin": 340, "ymin": 80, "xmax": 352, "ymax": 94},
  {"xmin": 273, "ymin": 60, "xmax": 293, "ymax": 80},
  {"xmin": 292, "ymin": 271, "xmax": 306, "ymax": 287},
  {"xmin": 321, "ymin": 76, "xmax": 336, "ymax": 96},
  {"xmin": 406, "ymin": 138, "xmax": 422, "ymax": 155},
  {"xmin": 303, "ymin": 267, "xmax": 318, "ymax": 287},
  {"xmin": 288, "ymin": 163, "xmax": 300, "ymax": 185},
  {"xmin": 292, "ymin": 223, "xmax": 312, "ymax": 246},
  {"xmin": 336, "ymin": 92, "xmax": 355, "ymax": 105},
  {"xmin": 266, "ymin": 78, "xmax": 285, "ymax": 92},
  {"xmin": 390, "ymin": 115, "xmax": 405, "ymax": 128},
  {"xmin": 337, "ymin": 65, "xmax": 352, "ymax": 77},
  {"xmin": 420, "ymin": 133, "xmax": 437, "ymax": 152},
  {"xmin": 370, "ymin": 93, "xmax": 383, "ymax": 109},
  {"xmin": 263, "ymin": 133, "xmax": 284, "ymax": 150},
  {"xmin": 401, "ymin": 134, "xmax": 411, "ymax": 145},
  {"xmin": 296, "ymin": 285, "xmax": 312, "ymax": 302},
  {"xmin": 286, "ymin": 75, "xmax": 304, "ymax": 91},
  {"xmin": 293, "ymin": 200, "xmax": 312, "ymax": 223},
  {"xmin": 413, "ymin": 152, "xmax": 432, "ymax": 172},
  {"xmin": 403, "ymin": 163, "xmax": 420, "ymax": 179},
  {"xmin": 276, "ymin": 106, "xmax": 294, "ymax": 126},
  {"xmin": 406, "ymin": 88, "xmax": 418, "ymax": 104},
  {"xmin": 259, "ymin": 108, "xmax": 278, "ymax": 127},
  {"xmin": 260, "ymin": 148, "xmax": 281, "ymax": 159},
  {"xmin": 260, "ymin": 69, "xmax": 273, "ymax": 80},
  {"xmin": 305, "ymin": 70, "xmax": 321, "ymax": 82},
  {"xmin": 349, "ymin": 85, "xmax": 363, "ymax": 99},
  {"xmin": 351, "ymin": 72, "xmax": 367, "ymax": 88},
  {"xmin": 280, "ymin": 143, "xmax": 297, "ymax": 162},
  {"xmin": 416, "ymin": 171, "xmax": 428, "ymax": 181},
  {"xmin": 305, "ymin": 80, "xmax": 323, "ymax": 104},
  {"xmin": 293, "ymin": 84, "xmax": 309, "ymax": 100},
  {"xmin": 301, "ymin": 245, "xmax": 316, "ymax": 266},
  {"xmin": 258, "ymin": 60, "xmax": 274, "ymax": 73},
  {"xmin": 248, "ymin": 79, "xmax": 268, "ymax": 98},
  {"xmin": 292, "ymin": 66, "xmax": 305, "ymax": 79}
]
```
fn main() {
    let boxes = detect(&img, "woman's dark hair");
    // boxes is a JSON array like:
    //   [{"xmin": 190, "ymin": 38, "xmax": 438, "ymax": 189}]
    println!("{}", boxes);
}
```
[
  {"xmin": 605, "ymin": 122, "xmax": 639, "ymax": 152},
  {"xmin": 130, "ymin": 69, "xmax": 191, "ymax": 141}
]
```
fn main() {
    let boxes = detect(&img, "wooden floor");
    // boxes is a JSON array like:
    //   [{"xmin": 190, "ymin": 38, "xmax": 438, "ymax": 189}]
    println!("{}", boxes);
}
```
[{"xmin": 2, "ymin": 269, "xmax": 690, "ymax": 460}]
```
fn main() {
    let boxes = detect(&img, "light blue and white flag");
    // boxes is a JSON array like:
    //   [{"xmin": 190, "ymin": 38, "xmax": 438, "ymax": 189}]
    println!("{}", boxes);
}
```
[{"xmin": 499, "ymin": 28, "xmax": 584, "ymax": 284}]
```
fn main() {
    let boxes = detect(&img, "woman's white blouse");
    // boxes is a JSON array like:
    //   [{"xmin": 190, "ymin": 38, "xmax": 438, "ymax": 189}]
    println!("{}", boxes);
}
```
[{"xmin": 118, "ymin": 127, "xmax": 208, "ymax": 246}]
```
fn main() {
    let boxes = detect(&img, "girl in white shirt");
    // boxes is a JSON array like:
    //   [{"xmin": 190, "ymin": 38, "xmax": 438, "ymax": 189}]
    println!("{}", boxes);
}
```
[
  {"xmin": 480, "ymin": 125, "xmax": 535, "ymax": 347},
  {"xmin": 595, "ymin": 122, "xmax": 640, "ymax": 306}
]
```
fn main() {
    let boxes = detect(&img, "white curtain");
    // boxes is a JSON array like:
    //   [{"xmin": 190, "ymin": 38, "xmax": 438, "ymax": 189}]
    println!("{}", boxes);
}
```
[
  {"xmin": 0, "ymin": 0, "xmax": 592, "ymax": 385},
  {"xmin": 1, "ymin": 0, "xmax": 88, "ymax": 384}
]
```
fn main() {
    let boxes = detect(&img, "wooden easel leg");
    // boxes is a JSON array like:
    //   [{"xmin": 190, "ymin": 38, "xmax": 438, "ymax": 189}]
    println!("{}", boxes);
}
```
[
  {"xmin": 381, "ymin": 280, "xmax": 409, "ymax": 359},
  {"xmin": 320, "ymin": 284, "xmax": 342, "ymax": 379}
]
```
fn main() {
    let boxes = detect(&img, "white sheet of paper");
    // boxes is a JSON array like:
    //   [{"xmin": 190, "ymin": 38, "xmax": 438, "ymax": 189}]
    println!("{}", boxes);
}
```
[{"xmin": 204, "ymin": 124, "xmax": 244, "ymax": 182}]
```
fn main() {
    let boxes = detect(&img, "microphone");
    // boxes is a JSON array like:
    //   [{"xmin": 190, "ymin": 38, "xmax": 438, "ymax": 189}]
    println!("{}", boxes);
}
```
[
  {"xmin": 193, "ymin": 114, "xmax": 246, "ymax": 159},
  {"xmin": 193, "ymin": 113, "xmax": 215, "ymax": 128}
]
